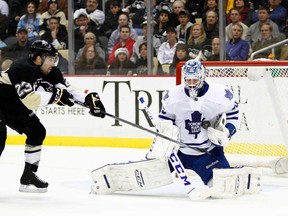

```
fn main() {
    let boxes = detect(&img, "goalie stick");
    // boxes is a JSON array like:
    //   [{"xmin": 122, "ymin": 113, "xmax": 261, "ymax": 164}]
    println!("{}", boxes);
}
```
[{"xmin": 138, "ymin": 96, "xmax": 212, "ymax": 200}]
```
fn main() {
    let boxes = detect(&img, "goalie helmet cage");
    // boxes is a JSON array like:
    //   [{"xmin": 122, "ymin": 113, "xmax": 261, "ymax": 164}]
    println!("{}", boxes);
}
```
[{"xmin": 176, "ymin": 61, "xmax": 288, "ymax": 173}]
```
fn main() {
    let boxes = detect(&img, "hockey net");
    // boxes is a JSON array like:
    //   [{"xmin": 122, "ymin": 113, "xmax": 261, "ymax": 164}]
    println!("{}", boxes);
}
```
[{"xmin": 176, "ymin": 61, "xmax": 288, "ymax": 174}]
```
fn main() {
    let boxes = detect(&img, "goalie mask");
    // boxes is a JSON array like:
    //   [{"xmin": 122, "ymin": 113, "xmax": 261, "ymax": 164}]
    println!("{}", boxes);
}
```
[{"xmin": 183, "ymin": 59, "xmax": 206, "ymax": 98}]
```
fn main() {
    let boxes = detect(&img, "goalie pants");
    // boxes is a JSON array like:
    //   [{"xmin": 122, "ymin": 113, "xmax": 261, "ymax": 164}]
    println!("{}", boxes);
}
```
[
  {"xmin": 169, "ymin": 147, "xmax": 230, "ymax": 185},
  {"xmin": 0, "ymin": 85, "xmax": 46, "ymax": 157}
]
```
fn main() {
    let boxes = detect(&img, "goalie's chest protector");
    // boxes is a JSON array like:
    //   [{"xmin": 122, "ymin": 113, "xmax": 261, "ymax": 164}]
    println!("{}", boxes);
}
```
[{"xmin": 162, "ymin": 83, "xmax": 235, "ymax": 151}]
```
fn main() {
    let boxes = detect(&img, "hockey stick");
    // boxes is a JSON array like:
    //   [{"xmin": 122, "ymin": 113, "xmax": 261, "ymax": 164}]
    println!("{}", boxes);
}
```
[
  {"xmin": 138, "ymin": 96, "xmax": 211, "ymax": 200},
  {"xmin": 74, "ymin": 100, "xmax": 206, "ymax": 152}
]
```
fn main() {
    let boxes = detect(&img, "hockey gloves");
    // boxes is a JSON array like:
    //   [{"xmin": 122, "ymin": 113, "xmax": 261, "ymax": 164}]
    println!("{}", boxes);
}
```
[
  {"xmin": 207, "ymin": 113, "xmax": 230, "ymax": 146},
  {"xmin": 49, "ymin": 88, "xmax": 74, "ymax": 106},
  {"xmin": 84, "ymin": 92, "xmax": 106, "ymax": 118}
]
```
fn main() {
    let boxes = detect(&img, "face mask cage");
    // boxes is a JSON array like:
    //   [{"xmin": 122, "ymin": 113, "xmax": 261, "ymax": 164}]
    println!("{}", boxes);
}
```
[{"xmin": 183, "ymin": 60, "xmax": 206, "ymax": 98}]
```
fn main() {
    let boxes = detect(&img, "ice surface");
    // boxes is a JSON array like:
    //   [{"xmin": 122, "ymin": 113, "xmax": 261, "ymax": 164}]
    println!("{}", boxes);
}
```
[{"xmin": 0, "ymin": 146, "xmax": 287, "ymax": 216}]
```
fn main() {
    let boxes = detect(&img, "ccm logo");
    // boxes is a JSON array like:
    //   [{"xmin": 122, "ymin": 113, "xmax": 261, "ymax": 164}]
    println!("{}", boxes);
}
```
[
  {"xmin": 135, "ymin": 170, "xmax": 145, "ymax": 187},
  {"xmin": 170, "ymin": 153, "xmax": 191, "ymax": 186}
]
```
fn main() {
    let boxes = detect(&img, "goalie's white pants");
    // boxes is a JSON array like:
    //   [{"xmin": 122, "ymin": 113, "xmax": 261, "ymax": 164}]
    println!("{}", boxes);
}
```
[{"xmin": 90, "ymin": 159, "xmax": 173, "ymax": 194}]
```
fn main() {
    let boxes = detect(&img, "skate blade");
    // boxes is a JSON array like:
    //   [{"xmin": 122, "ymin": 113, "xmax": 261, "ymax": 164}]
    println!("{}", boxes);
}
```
[{"xmin": 19, "ymin": 184, "xmax": 48, "ymax": 193}]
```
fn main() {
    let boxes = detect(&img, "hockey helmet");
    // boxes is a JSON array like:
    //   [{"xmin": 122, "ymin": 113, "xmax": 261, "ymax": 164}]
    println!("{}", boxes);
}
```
[
  {"xmin": 183, "ymin": 59, "xmax": 206, "ymax": 97},
  {"xmin": 30, "ymin": 40, "xmax": 58, "ymax": 60}
]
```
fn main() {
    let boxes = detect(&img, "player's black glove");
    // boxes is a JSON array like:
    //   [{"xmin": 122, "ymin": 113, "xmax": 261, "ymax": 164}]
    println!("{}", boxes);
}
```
[
  {"xmin": 49, "ymin": 88, "xmax": 74, "ymax": 106},
  {"xmin": 84, "ymin": 92, "xmax": 106, "ymax": 118}
]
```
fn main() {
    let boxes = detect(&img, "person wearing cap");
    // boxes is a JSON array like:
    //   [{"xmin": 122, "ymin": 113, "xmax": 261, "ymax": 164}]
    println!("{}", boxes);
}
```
[
  {"xmin": 74, "ymin": 12, "xmax": 99, "ymax": 54},
  {"xmin": 39, "ymin": 0, "xmax": 67, "ymax": 34},
  {"xmin": 131, "ymin": 0, "xmax": 158, "ymax": 35},
  {"xmin": 107, "ymin": 47, "xmax": 136, "ymax": 75},
  {"xmin": 5, "ymin": 28, "xmax": 31, "ymax": 61},
  {"xmin": 73, "ymin": 0, "xmax": 105, "ymax": 30},
  {"xmin": 176, "ymin": 10, "xmax": 193, "ymax": 43},
  {"xmin": 157, "ymin": 26, "xmax": 178, "ymax": 73},
  {"xmin": 130, "ymin": 20, "xmax": 161, "ymax": 64},
  {"xmin": 108, "ymin": 25, "xmax": 135, "ymax": 65},
  {"xmin": 38, "ymin": 0, "xmax": 68, "ymax": 18}
]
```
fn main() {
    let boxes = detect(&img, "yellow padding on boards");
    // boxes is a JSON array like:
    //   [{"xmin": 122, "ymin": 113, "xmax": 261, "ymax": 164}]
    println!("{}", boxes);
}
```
[
  {"xmin": 6, "ymin": 135, "xmax": 152, "ymax": 149},
  {"xmin": 225, "ymin": 142, "xmax": 288, "ymax": 157},
  {"xmin": 6, "ymin": 136, "xmax": 288, "ymax": 157}
]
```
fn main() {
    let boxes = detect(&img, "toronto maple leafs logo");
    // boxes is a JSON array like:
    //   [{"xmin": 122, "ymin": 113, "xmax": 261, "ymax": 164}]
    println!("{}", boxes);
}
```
[
  {"xmin": 224, "ymin": 88, "xmax": 233, "ymax": 100},
  {"xmin": 184, "ymin": 111, "xmax": 204, "ymax": 138}
]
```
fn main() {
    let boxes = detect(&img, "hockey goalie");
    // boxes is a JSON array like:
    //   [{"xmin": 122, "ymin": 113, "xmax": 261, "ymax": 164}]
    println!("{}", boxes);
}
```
[{"xmin": 90, "ymin": 60, "xmax": 274, "ymax": 200}]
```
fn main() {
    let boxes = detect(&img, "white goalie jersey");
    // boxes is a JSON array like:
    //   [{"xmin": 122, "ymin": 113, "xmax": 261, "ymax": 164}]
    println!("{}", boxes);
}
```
[{"xmin": 159, "ymin": 82, "xmax": 239, "ymax": 155}]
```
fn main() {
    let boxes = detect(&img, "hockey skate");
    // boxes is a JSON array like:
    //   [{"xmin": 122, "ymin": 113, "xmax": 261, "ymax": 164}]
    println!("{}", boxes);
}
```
[{"xmin": 19, "ymin": 163, "xmax": 48, "ymax": 193}]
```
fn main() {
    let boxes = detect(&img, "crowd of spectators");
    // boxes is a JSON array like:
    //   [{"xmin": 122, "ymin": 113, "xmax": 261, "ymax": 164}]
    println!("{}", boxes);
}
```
[{"xmin": 1, "ymin": 0, "xmax": 288, "ymax": 75}]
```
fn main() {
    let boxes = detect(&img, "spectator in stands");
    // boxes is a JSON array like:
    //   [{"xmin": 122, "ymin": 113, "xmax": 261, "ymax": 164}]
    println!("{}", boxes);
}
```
[
  {"xmin": 202, "ymin": 0, "xmax": 218, "ymax": 21},
  {"xmin": 182, "ymin": 0, "xmax": 204, "ymax": 23},
  {"xmin": 206, "ymin": 36, "xmax": 231, "ymax": 61},
  {"xmin": 5, "ymin": 28, "xmax": 31, "ymax": 61},
  {"xmin": 157, "ymin": 26, "xmax": 178, "ymax": 73},
  {"xmin": 228, "ymin": 0, "xmax": 254, "ymax": 27},
  {"xmin": 74, "ymin": 12, "xmax": 98, "ymax": 54},
  {"xmin": 245, "ymin": 6, "xmax": 283, "ymax": 46},
  {"xmin": 122, "ymin": 0, "xmax": 145, "ymax": 14},
  {"xmin": 7, "ymin": 0, "xmax": 32, "ymax": 36},
  {"xmin": 131, "ymin": 0, "xmax": 158, "ymax": 35},
  {"xmin": 40, "ymin": 16, "xmax": 68, "ymax": 49},
  {"xmin": 38, "ymin": 0, "xmax": 68, "ymax": 18},
  {"xmin": 76, "ymin": 32, "xmax": 105, "ymax": 61},
  {"xmin": 169, "ymin": 0, "xmax": 185, "ymax": 27},
  {"xmin": 130, "ymin": 20, "xmax": 161, "ymax": 64},
  {"xmin": 169, "ymin": 43, "xmax": 189, "ymax": 75},
  {"xmin": 107, "ymin": 12, "xmax": 138, "ymax": 55},
  {"xmin": 202, "ymin": 10, "xmax": 219, "ymax": 41},
  {"xmin": 17, "ymin": 1, "xmax": 41, "ymax": 41},
  {"xmin": 75, "ymin": 43, "xmax": 107, "ymax": 75},
  {"xmin": 176, "ymin": 10, "xmax": 193, "ymax": 43},
  {"xmin": 226, "ymin": 8, "xmax": 248, "ymax": 41},
  {"xmin": 108, "ymin": 25, "xmax": 135, "ymax": 65},
  {"xmin": 107, "ymin": 47, "xmax": 136, "ymax": 75},
  {"xmin": 226, "ymin": 23, "xmax": 250, "ymax": 60},
  {"xmin": 252, "ymin": 0, "xmax": 287, "ymax": 32},
  {"xmin": 135, "ymin": 42, "xmax": 148, "ymax": 75},
  {"xmin": 251, "ymin": 23, "xmax": 281, "ymax": 59},
  {"xmin": 74, "ymin": 0, "xmax": 104, "ymax": 28},
  {"xmin": 100, "ymin": 0, "xmax": 122, "ymax": 38},
  {"xmin": 154, "ymin": 9, "xmax": 170, "ymax": 43},
  {"xmin": 39, "ymin": 0, "xmax": 67, "ymax": 34},
  {"xmin": 0, "ymin": 0, "xmax": 9, "ymax": 41},
  {"xmin": 186, "ymin": 23, "xmax": 211, "ymax": 58}
]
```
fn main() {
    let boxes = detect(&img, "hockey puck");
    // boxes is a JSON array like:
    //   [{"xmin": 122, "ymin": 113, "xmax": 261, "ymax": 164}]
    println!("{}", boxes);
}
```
[{"xmin": 202, "ymin": 121, "xmax": 211, "ymax": 129}]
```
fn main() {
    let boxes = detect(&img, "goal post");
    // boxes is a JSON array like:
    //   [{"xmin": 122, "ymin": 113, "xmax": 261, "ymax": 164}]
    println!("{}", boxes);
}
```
[{"xmin": 176, "ymin": 61, "xmax": 288, "ymax": 170}]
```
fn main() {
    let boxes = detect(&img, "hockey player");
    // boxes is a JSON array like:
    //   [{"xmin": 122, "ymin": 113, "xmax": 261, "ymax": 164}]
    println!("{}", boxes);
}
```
[
  {"xmin": 90, "ymin": 59, "xmax": 261, "ymax": 199},
  {"xmin": 0, "ymin": 40, "xmax": 105, "ymax": 193}
]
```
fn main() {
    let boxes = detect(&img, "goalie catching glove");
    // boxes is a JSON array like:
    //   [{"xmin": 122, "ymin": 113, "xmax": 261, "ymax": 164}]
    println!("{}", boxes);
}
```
[
  {"xmin": 146, "ymin": 120, "xmax": 180, "ymax": 160},
  {"xmin": 49, "ymin": 88, "xmax": 74, "ymax": 106},
  {"xmin": 85, "ymin": 92, "xmax": 106, "ymax": 118},
  {"xmin": 208, "ymin": 113, "xmax": 230, "ymax": 146}
]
